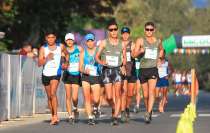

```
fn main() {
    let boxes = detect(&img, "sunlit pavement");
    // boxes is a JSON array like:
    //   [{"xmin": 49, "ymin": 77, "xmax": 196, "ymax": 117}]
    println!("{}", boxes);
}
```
[{"xmin": 0, "ymin": 91, "xmax": 210, "ymax": 133}]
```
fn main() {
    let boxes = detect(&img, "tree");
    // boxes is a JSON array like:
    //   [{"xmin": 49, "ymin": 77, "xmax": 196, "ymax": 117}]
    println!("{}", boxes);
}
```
[{"xmin": 1, "ymin": 0, "xmax": 126, "ymax": 49}]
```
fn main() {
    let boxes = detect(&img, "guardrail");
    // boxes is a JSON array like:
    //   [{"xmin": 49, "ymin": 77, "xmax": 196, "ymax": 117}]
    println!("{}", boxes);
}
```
[{"xmin": 0, "ymin": 53, "xmax": 84, "ymax": 122}]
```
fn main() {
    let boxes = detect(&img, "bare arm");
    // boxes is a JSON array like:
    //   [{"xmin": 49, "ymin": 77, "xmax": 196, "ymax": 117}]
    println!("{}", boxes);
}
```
[
  {"xmin": 38, "ymin": 46, "xmax": 46, "ymax": 67},
  {"xmin": 131, "ymin": 38, "xmax": 144, "ymax": 58},
  {"xmin": 131, "ymin": 41, "xmax": 136, "ymax": 58},
  {"xmin": 158, "ymin": 40, "xmax": 164, "ymax": 59},
  {"xmin": 122, "ymin": 42, "xmax": 127, "ymax": 66},
  {"xmin": 95, "ymin": 40, "xmax": 106, "ymax": 65},
  {"xmin": 61, "ymin": 43, "xmax": 69, "ymax": 63},
  {"xmin": 79, "ymin": 48, "xmax": 85, "ymax": 73}
]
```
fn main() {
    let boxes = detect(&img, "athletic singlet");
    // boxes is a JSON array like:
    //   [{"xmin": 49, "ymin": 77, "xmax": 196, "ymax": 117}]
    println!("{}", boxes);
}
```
[
  {"xmin": 67, "ymin": 45, "xmax": 80, "ymax": 75},
  {"xmin": 101, "ymin": 39, "xmax": 123, "ymax": 68},
  {"xmin": 42, "ymin": 43, "xmax": 62, "ymax": 77},
  {"xmin": 158, "ymin": 60, "xmax": 169, "ymax": 78},
  {"xmin": 181, "ymin": 74, "xmax": 187, "ymax": 82},
  {"xmin": 187, "ymin": 73, "xmax": 192, "ymax": 83},
  {"xmin": 125, "ymin": 41, "xmax": 133, "ymax": 63},
  {"xmin": 125, "ymin": 41, "xmax": 135, "ymax": 76},
  {"xmin": 140, "ymin": 38, "xmax": 160, "ymax": 68},
  {"xmin": 175, "ymin": 73, "xmax": 182, "ymax": 83},
  {"xmin": 84, "ymin": 48, "xmax": 100, "ymax": 76}
]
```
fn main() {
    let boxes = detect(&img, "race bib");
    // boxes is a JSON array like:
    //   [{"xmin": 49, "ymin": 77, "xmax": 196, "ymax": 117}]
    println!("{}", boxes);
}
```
[
  {"xmin": 135, "ymin": 62, "xmax": 140, "ymax": 69},
  {"xmin": 144, "ymin": 47, "xmax": 158, "ymax": 59},
  {"xmin": 68, "ymin": 63, "xmax": 79, "ymax": 72},
  {"xmin": 158, "ymin": 67, "xmax": 167, "ymax": 78},
  {"xmin": 106, "ymin": 55, "xmax": 119, "ymax": 67},
  {"xmin": 85, "ymin": 65, "xmax": 97, "ymax": 76},
  {"xmin": 46, "ymin": 60, "xmax": 57, "ymax": 68},
  {"xmin": 126, "ymin": 52, "xmax": 131, "ymax": 62}
]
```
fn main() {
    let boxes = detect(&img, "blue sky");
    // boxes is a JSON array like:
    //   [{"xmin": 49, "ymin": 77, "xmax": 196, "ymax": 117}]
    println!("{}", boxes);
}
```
[{"xmin": 193, "ymin": 0, "xmax": 210, "ymax": 8}]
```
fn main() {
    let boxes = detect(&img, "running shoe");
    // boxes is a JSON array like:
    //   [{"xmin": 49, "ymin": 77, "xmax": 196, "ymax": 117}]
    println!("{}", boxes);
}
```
[
  {"xmin": 121, "ymin": 111, "xmax": 127, "ymax": 123},
  {"xmin": 125, "ymin": 108, "xmax": 130, "ymax": 118},
  {"xmin": 149, "ymin": 111, "xmax": 153, "ymax": 121},
  {"xmin": 144, "ymin": 112, "xmax": 151, "ymax": 124},
  {"xmin": 93, "ymin": 109, "xmax": 100, "ymax": 119},
  {"xmin": 88, "ymin": 118, "xmax": 96, "ymax": 125},
  {"xmin": 68, "ymin": 117, "xmax": 75, "ymax": 125},
  {"xmin": 73, "ymin": 109, "xmax": 79, "ymax": 123},
  {"xmin": 111, "ymin": 117, "xmax": 119, "ymax": 126},
  {"xmin": 133, "ymin": 105, "xmax": 140, "ymax": 113}
]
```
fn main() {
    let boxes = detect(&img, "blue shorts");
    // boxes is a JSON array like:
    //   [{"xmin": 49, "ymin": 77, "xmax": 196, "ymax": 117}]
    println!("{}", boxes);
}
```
[
  {"xmin": 156, "ymin": 77, "xmax": 169, "ymax": 88},
  {"xmin": 175, "ymin": 82, "xmax": 182, "ymax": 85}
]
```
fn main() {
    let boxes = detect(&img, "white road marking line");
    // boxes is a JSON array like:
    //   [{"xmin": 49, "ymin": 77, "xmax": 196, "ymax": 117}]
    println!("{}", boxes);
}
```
[
  {"xmin": 198, "ymin": 114, "xmax": 210, "ymax": 117},
  {"xmin": 170, "ymin": 114, "xmax": 181, "ymax": 117},
  {"xmin": 152, "ymin": 114, "xmax": 159, "ymax": 117}
]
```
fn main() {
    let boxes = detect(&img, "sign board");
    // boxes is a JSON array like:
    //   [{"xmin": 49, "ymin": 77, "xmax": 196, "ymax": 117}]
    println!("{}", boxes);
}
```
[{"xmin": 182, "ymin": 35, "xmax": 210, "ymax": 48}]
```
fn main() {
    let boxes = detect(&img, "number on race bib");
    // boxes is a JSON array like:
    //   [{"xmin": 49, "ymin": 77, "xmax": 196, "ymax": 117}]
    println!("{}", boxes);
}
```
[
  {"xmin": 106, "ymin": 56, "xmax": 119, "ymax": 67},
  {"xmin": 144, "ymin": 47, "xmax": 158, "ymax": 60},
  {"xmin": 68, "ymin": 63, "xmax": 79, "ymax": 72},
  {"xmin": 85, "ymin": 65, "xmax": 98, "ymax": 76},
  {"xmin": 126, "ymin": 52, "xmax": 131, "ymax": 62},
  {"xmin": 135, "ymin": 62, "xmax": 140, "ymax": 69}
]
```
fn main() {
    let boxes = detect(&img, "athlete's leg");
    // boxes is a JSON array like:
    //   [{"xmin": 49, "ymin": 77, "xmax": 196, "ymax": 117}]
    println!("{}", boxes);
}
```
[
  {"xmin": 91, "ymin": 84, "xmax": 101, "ymax": 118},
  {"xmin": 105, "ymin": 83, "xmax": 114, "ymax": 110},
  {"xmin": 113, "ymin": 82, "xmax": 122, "ymax": 118},
  {"xmin": 121, "ymin": 80, "xmax": 128, "ymax": 111},
  {"xmin": 72, "ymin": 84, "xmax": 79, "ymax": 109},
  {"xmin": 64, "ymin": 84, "xmax": 72, "ymax": 117},
  {"xmin": 82, "ymin": 81, "xmax": 92, "ymax": 118},
  {"xmin": 147, "ymin": 78, "xmax": 157, "ymax": 113},
  {"xmin": 162, "ymin": 87, "xmax": 168, "ymax": 112},
  {"xmin": 44, "ymin": 85, "xmax": 52, "ymax": 115},
  {"xmin": 126, "ymin": 82, "xmax": 135, "ymax": 109},
  {"xmin": 142, "ymin": 82, "xmax": 149, "ymax": 111},
  {"xmin": 50, "ymin": 79, "xmax": 60, "ymax": 123},
  {"xmin": 134, "ymin": 80, "xmax": 141, "ymax": 112}
]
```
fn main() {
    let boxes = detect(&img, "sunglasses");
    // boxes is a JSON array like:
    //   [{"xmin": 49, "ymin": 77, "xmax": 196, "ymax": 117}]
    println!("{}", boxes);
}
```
[
  {"xmin": 145, "ymin": 28, "xmax": 154, "ymax": 32},
  {"xmin": 108, "ymin": 28, "xmax": 118, "ymax": 32}
]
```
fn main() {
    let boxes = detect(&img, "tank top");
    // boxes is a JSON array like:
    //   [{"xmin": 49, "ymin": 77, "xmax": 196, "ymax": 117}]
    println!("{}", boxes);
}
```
[
  {"xmin": 158, "ymin": 60, "xmax": 169, "ymax": 78},
  {"xmin": 140, "ymin": 38, "xmax": 160, "ymax": 68},
  {"xmin": 67, "ymin": 45, "xmax": 80, "ymax": 75},
  {"xmin": 101, "ymin": 39, "xmax": 123, "ymax": 68},
  {"xmin": 175, "ymin": 73, "xmax": 182, "ymax": 82},
  {"xmin": 42, "ymin": 43, "xmax": 62, "ymax": 76},
  {"xmin": 187, "ymin": 73, "xmax": 192, "ymax": 83},
  {"xmin": 84, "ymin": 48, "xmax": 100, "ymax": 76},
  {"xmin": 125, "ymin": 41, "xmax": 135, "ymax": 76}
]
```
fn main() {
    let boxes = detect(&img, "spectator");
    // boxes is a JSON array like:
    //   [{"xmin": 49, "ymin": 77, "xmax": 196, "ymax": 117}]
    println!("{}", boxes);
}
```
[{"xmin": 19, "ymin": 42, "xmax": 32, "ymax": 56}]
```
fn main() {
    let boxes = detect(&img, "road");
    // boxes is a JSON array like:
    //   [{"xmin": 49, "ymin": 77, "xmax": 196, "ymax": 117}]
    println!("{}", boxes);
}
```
[{"xmin": 0, "ymin": 91, "xmax": 210, "ymax": 133}]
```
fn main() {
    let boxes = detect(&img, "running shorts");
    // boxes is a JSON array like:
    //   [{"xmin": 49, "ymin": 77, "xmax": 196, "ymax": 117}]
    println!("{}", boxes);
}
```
[
  {"xmin": 102, "ymin": 66, "xmax": 123, "ymax": 84},
  {"xmin": 42, "ymin": 74, "xmax": 61, "ymax": 86},
  {"xmin": 62, "ymin": 71, "xmax": 81, "ymax": 85},
  {"xmin": 156, "ymin": 77, "xmax": 169, "ymax": 88},
  {"xmin": 139, "ymin": 67, "xmax": 158, "ymax": 84},
  {"xmin": 81, "ymin": 74, "xmax": 101, "ymax": 85},
  {"xmin": 123, "ymin": 75, "xmax": 137, "ymax": 83}
]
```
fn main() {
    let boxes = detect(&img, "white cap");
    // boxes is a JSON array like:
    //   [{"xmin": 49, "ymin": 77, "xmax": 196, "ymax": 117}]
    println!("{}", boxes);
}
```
[{"xmin": 65, "ymin": 33, "xmax": 75, "ymax": 41}]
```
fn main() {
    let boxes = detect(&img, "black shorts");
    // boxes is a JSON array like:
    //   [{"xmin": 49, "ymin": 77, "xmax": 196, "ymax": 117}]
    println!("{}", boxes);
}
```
[
  {"xmin": 102, "ymin": 67, "xmax": 123, "ymax": 84},
  {"xmin": 123, "ymin": 75, "xmax": 137, "ymax": 83},
  {"xmin": 81, "ymin": 74, "xmax": 101, "ymax": 85},
  {"xmin": 42, "ymin": 74, "xmax": 61, "ymax": 86},
  {"xmin": 62, "ymin": 71, "xmax": 81, "ymax": 85},
  {"xmin": 139, "ymin": 67, "xmax": 158, "ymax": 84}
]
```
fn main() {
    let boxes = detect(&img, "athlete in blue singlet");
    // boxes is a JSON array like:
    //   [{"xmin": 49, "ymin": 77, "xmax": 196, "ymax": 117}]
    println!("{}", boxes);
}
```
[
  {"xmin": 62, "ymin": 33, "xmax": 83, "ymax": 124},
  {"xmin": 80, "ymin": 33, "xmax": 101, "ymax": 125}
]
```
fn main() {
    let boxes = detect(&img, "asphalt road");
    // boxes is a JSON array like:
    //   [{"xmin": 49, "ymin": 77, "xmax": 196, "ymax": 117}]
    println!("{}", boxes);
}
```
[{"xmin": 0, "ymin": 91, "xmax": 210, "ymax": 133}]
